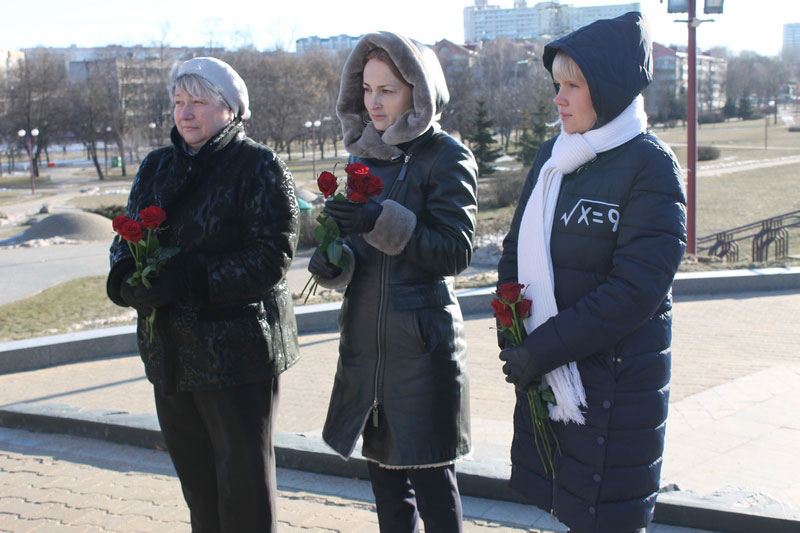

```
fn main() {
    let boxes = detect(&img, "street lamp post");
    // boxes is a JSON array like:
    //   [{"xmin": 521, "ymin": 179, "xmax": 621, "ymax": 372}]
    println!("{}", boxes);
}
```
[
  {"xmin": 668, "ymin": 0, "xmax": 724, "ymax": 255},
  {"xmin": 17, "ymin": 128, "xmax": 39, "ymax": 194},
  {"xmin": 686, "ymin": 0, "xmax": 698, "ymax": 255},
  {"xmin": 148, "ymin": 122, "xmax": 157, "ymax": 148},
  {"xmin": 104, "ymin": 126, "xmax": 112, "ymax": 176},
  {"xmin": 765, "ymin": 100, "xmax": 774, "ymax": 149},
  {"xmin": 305, "ymin": 119, "xmax": 322, "ymax": 177}
]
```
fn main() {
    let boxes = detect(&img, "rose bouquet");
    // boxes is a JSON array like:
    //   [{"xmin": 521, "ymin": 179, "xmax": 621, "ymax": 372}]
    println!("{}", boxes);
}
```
[
  {"xmin": 113, "ymin": 206, "xmax": 180, "ymax": 341},
  {"xmin": 300, "ymin": 163, "xmax": 383, "ymax": 302},
  {"xmin": 493, "ymin": 282, "xmax": 560, "ymax": 478}
]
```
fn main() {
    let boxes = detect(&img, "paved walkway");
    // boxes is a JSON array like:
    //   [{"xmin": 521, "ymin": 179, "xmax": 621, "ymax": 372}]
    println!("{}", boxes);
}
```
[
  {"xmin": 1, "ymin": 291, "xmax": 799, "ymax": 530},
  {"xmin": 0, "ymin": 426, "xmax": 568, "ymax": 532}
]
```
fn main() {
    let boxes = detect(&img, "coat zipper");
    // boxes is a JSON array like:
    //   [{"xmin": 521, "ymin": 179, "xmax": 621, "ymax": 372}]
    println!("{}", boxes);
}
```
[{"xmin": 371, "ymin": 153, "xmax": 411, "ymax": 427}]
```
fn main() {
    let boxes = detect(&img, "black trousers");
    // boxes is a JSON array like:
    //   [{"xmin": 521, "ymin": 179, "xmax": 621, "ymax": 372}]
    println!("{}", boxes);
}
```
[
  {"xmin": 154, "ymin": 376, "xmax": 279, "ymax": 533},
  {"xmin": 367, "ymin": 461, "xmax": 463, "ymax": 533}
]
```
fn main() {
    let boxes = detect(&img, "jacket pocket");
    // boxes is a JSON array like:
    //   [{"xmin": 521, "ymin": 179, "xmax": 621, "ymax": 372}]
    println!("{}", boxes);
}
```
[{"xmin": 390, "ymin": 281, "xmax": 456, "ymax": 355}]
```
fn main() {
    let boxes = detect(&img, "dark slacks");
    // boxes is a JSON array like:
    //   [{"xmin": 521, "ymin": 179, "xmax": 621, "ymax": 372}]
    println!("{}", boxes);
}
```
[
  {"xmin": 367, "ymin": 461, "xmax": 463, "ymax": 533},
  {"xmin": 154, "ymin": 375, "xmax": 279, "ymax": 533}
]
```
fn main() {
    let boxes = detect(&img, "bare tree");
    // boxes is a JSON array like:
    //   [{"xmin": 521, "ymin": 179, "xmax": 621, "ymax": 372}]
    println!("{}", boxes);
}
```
[
  {"xmin": 228, "ymin": 49, "xmax": 341, "ymax": 160},
  {"xmin": 726, "ymin": 51, "xmax": 789, "ymax": 109},
  {"xmin": 4, "ymin": 49, "xmax": 69, "ymax": 178},
  {"xmin": 67, "ymin": 66, "xmax": 111, "ymax": 180}
]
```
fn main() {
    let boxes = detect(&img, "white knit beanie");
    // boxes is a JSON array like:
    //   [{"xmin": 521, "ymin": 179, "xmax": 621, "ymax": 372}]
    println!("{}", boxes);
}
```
[{"xmin": 174, "ymin": 57, "xmax": 251, "ymax": 120}]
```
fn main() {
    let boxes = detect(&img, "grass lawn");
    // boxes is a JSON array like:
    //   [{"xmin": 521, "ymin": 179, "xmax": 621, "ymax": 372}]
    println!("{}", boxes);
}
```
[
  {"xmin": 0, "ymin": 276, "xmax": 135, "ymax": 342},
  {"xmin": 67, "ymin": 193, "xmax": 130, "ymax": 211}
]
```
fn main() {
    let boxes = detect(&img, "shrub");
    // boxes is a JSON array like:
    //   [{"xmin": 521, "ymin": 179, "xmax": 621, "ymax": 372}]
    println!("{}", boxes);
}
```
[
  {"xmin": 698, "ymin": 112, "xmax": 724, "ymax": 124},
  {"xmin": 697, "ymin": 145, "xmax": 721, "ymax": 161},
  {"xmin": 479, "ymin": 170, "xmax": 526, "ymax": 210},
  {"xmin": 297, "ymin": 205, "xmax": 322, "ymax": 249}
]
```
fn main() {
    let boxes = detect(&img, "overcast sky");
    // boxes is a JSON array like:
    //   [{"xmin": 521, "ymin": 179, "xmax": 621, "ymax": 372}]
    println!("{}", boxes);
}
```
[{"xmin": 1, "ymin": 0, "xmax": 797, "ymax": 57}]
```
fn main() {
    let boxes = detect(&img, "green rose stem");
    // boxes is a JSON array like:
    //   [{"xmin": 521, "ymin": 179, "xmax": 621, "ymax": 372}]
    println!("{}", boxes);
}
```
[
  {"xmin": 125, "ymin": 235, "xmax": 157, "ymax": 342},
  {"xmin": 495, "ymin": 286, "xmax": 561, "ymax": 480}
]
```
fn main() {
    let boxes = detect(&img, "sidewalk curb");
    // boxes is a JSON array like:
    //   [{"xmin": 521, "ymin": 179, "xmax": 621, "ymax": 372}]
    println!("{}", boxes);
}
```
[
  {"xmin": 2, "ymin": 267, "xmax": 799, "ymax": 375},
  {"xmin": 1, "ymin": 401, "xmax": 797, "ymax": 533}
]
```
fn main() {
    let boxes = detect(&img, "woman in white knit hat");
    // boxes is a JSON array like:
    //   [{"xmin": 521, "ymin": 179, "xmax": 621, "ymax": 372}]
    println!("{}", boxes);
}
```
[{"xmin": 107, "ymin": 56, "xmax": 299, "ymax": 532}]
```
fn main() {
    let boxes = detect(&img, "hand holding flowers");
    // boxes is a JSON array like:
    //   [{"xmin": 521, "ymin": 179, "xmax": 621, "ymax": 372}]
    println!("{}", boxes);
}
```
[
  {"xmin": 301, "ymin": 163, "xmax": 383, "ymax": 302},
  {"xmin": 113, "ymin": 206, "xmax": 180, "ymax": 341},
  {"xmin": 493, "ymin": 282, "xmax": 560, "ymax": 478}
]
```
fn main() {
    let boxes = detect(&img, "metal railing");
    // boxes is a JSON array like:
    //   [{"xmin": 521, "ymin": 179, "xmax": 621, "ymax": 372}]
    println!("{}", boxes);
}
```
[{"xmin": 697, "ymin": 210, "xmax": 800, "ymax": 262}]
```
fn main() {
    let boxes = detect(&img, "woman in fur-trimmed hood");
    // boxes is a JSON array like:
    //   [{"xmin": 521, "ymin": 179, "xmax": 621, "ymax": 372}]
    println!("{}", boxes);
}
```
[{"xmin": 308, "ymin": 31, "xmax": 478, "ymax": 532}]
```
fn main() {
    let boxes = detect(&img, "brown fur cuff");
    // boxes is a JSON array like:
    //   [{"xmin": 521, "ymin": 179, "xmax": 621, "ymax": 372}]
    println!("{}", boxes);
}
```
[
  {"xmin": 317, "ymin": 244, "xmax": 356, "ymax": 290},
  {"xmin": 363, "ymin": 200, "xmax": 416, "ymax": 256}
]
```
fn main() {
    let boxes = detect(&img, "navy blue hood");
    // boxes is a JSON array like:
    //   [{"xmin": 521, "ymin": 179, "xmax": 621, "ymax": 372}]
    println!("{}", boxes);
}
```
[{"xmin": 543, "ymin": 11, "xmax": 652, "ymax": 126}]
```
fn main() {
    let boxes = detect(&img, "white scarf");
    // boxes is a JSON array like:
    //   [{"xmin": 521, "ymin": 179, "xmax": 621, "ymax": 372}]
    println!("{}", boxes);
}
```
[{"xmin": 517, "ymin": 95, "xmax": 648, "ymax": 424}]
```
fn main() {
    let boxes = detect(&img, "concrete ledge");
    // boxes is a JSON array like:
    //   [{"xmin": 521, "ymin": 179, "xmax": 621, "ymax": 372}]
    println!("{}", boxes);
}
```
[
  {"xmin": 2, "ymin": 267, "xmax": 799, "ymax": 375},
  {"xmin": 0, "ymin": 326, "xmax": 138, "ymax": 374},
  {"xmin": 672, "ymin": 266, "xmax": 800, "ymax": 296},
  {"xmin": 654, "ymin": 492, "xmax": 800, "ymax": 533},
  {"xmin": 1, "ymin": 401, "xmax": 797, "ymax": 532}
]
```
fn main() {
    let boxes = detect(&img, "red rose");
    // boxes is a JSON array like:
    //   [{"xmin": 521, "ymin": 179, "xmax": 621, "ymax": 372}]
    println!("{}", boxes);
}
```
[
  {"xmin": 497, "ymin": 282, "xmax": 524, "ymax": 303},
  {"xmin": 516, "ymin": 298, "xmax": 532, "ymax": 320},
  {"xmin": 345, "ymin": 162, "xmax": 369, "ymax": 178},
  {"xmin": 347, "ymin": 172, "xmax": 383, "ymax": 203},
  {"xmin": 139, "ymin": 206, "xmax": 167, "ymax": 229},
  {"xmin": 112, "ymin": 215, "xmax": 131, "ymax": 234},
  {"xmin": 119, "ymin": 219, "xmax": 144, "ymax": 242},
  {"xmin": 347, "ymin": 174, "xmax": 370, "ymax": 203},
  {"xmin": 317, "ymin": 171, "xmax": 338, "ymax": 198},
  {"xmin": 492, "ymin": 299, "xmax": 514, "ymax": 328},
  {"xmin": 366, "ymin": 175, "xmax": 384, "ymax": 197}
]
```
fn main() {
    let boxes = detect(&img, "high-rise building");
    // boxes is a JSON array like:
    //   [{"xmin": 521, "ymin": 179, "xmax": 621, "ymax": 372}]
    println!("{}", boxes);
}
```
[
  {"xmin": 463, "ymin": 0, "xmax": 640, "ymax": 43},
  {"xmin": 784, "ymin": 22, "xmax": 800, "ymax": 67},
  {"xmin": 783, "ymin": 22, "xmax": 800, "ymax": 54}
]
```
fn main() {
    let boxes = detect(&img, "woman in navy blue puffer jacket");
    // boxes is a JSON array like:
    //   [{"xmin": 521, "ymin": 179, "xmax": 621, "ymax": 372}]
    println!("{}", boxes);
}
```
[{"xmin": 497, "ymin": 12, "xmax": 687, "ymax": 533}]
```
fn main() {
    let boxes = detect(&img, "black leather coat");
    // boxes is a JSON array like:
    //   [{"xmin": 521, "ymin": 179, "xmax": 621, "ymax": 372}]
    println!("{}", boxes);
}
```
[
  {"xmin": 107, "ymin": 121, "xmax": 300, "ymax": 392},
  {"xmin": 322, "ymin": 128, "xmax": 478, "ymax": 466}
]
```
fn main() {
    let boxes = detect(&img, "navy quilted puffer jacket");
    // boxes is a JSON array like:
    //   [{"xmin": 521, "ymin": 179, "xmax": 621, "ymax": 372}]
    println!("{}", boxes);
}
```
[{"xmin": 498, "ymin": 12, "xmax": 687, "ymax": 533}]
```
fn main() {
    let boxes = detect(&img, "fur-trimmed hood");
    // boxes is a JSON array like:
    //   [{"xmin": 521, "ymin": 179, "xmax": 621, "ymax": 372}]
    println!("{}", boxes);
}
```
[{"xmin": 337, "ymin": 31, "xmax": 449, "ymax": 160}]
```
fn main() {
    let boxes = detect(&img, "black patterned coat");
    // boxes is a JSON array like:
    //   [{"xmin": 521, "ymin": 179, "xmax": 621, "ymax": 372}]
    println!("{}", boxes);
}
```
[{"xmin": 107, "ymin": 121, "xmax": 300, "ymax": 392}]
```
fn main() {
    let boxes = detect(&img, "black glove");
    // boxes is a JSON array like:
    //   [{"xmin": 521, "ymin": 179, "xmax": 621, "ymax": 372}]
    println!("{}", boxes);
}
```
[
  {"xmin": 308, "ymin": 247, "xmax": 343, "ymax": 279},
  {"xmin": 499, "ymin": 344, "xmax": 540, "ymax": 390},
  {"xmin": 119, "ymin": 253, "xmax": 204, "ymax": 310},
  {"xmin": 324, "ymin": 199, "xmax": 382, "ymax": 235},
  {"xmin": 118, "ymin": 271, "xmax": 152, "ymax": 314},
  {"xmin": 120, "ymin": 268, "xmax": 187, "ymax": 310}
]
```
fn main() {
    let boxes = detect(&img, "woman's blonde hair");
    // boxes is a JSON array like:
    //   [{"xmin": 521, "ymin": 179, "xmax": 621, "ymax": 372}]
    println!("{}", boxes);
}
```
[{"xmin": 551, "ymin": 51, "xmax": 587, "ymax": 84}]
